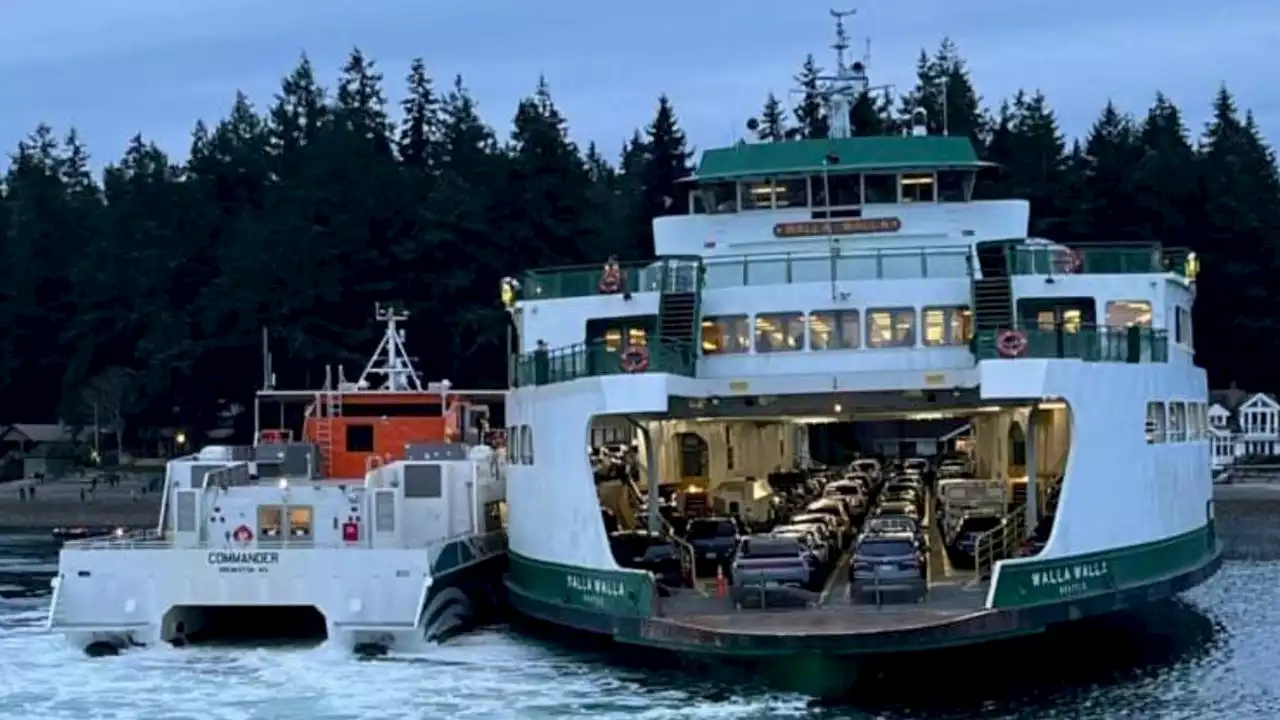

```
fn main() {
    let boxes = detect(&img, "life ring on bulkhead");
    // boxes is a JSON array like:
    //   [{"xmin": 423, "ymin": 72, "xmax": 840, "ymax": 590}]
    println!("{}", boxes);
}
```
[
  {"xmin": 232, "ymin": 524, "xmax": 254, "ymax": 543},
  {"xmin": 1056, "ymin": 247, "xmax": 1082, "ymax": 274},
  {"xmin": 598, "ymin": 264, "xmax": 622, "ymax": 294},
  {"xmin": 995, "ymin": 329, "xmax": 1028, "ymax": 358},
  {"xmin": 620, "ymin": 346, "xmax": 650, "ymax": 373}
]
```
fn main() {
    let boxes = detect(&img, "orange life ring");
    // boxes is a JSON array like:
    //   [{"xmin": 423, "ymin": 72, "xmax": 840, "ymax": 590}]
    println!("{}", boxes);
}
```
[
  {"xmin": 1057, "ymin": 247, "xmax": 1082, "ymax": 274},
  {"xmin": 598, "ymin": 265, "xmax": 622, "ymax": 294},
  {"xmin": 620, "ymin": 346, "xmax": 650, "ymax": 373},
  {"xmin": 996, "ymin": 330, "xmax": 1028, "ymax": 358}
]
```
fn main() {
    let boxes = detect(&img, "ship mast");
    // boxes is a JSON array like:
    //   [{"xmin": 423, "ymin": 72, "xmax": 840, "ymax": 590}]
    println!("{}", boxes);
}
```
[
  {"xmin": 815, "ymin": 8, "xmax": 876, "ymax": 139},
  {"xmin": 355, "ymin": 304, "xmax": 424, "ymax": 392}
]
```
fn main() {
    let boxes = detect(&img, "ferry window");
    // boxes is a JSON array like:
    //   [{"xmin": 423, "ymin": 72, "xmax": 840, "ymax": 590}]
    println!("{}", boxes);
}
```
[
  {"xmin": 1106, "ymin": 301, "xmax": 1152, "ymax": 327},
  {"xmin": 809, "ymin": 310, "xmax": 860, "ymax": 350},
  {"xmin": 374, "ymin": 490, "xmax": 395, "ymax": 532},
  {"xmin": 1188, "ymin": 403, "xmax": 1203, "ymax": 441},
  {"xmin": 1036, "ymin": 309, "xmax": 1083, "ymax": 333},
  {"xmin": 1168, "ymin": 402, "xmax": 1187, "ymax": 442},
  {"xmin": 346, "ymin": 424, "xmax": 374, "ymax": 453},
  {"xmin": 603, "ymin": 329, "xmax": 623, "ymax": 352},
  {"xmin": 692, "ymin": 182, "xmax": 737, "ymax": 214},
  {"xmin": 754, "ymin": 312, "xmax": 805, "ymax": 352},
  {"xmin": 1145, "ymin": 402, "xmax": 1166, "ymax": 444},
  {"xmin": 627, "ymin": 327, "xmax": 648, "ymax": 348},
  {"xmin": 1176, "ymin": 307, "xmax": 1193, "ymax": 347},
  {"xmin": 258, "ymin": 505, "xmax": 284, "ymax": 538},
  {"xmin": 773, "ymin": 177, "xmax": 808, "ymax": 208},
  {"xmin": 739, "ymin": 181, "xmax": 774, "ymax": 210},
  {"xmin": 937, "ymin": 171, "xmax": 971, "ymax": 202},
  {"xmin": 506, "ymin": 426, "xmax": 517, "ymax": 463},
  {"xmin": 404, "ymin": 464, "xmax": 443, "ymax": 498},
  {"xmin": 863, "ymin": 174, "xmax": 899, "ymax": 204},
  {"xmin": 923, "ymin": 306, "xmax": 972, "ymax": 346},
  {"xmin": 866, "ymin": 308, "xmax": 916, "ymax": 348},
  {"xmin": 811, "ymin": 173, "xmax": 862, "ymax": 208},
  {"xmin": 520, "ymin": 425, "xmax": 533, "ymax": 465},
  {"xmin": 900, "ymin": 173, "xmax": 936, "ymax": 203},
  {"xmin": 288, "ymin": 506, "xmax": 313, "ymax": 538},
  {"xmin": 701, "ymin": 315, "xmax": 751, "ymax": 355}
]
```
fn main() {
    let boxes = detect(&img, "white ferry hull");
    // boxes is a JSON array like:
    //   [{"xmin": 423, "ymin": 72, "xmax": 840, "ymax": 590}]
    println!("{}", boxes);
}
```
[{"xmin": 49, "ymin": 533, "xmax": 506, "ymax": 655}]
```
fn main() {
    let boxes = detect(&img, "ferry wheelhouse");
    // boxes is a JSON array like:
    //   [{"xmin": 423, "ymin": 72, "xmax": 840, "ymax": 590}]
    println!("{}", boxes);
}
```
[
  {"xmin": 501, "ymin": 12, "xmax": 1220, "ymax": 694},
  {"xmin": 48, "ymin": 306, "xmax": 508, "ymax": 656}
]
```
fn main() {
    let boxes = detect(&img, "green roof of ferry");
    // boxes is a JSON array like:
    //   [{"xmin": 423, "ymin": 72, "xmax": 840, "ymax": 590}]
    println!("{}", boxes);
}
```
[{"xmin": 692, "ymin": 135, "xmax": 989, "ymax": 181}]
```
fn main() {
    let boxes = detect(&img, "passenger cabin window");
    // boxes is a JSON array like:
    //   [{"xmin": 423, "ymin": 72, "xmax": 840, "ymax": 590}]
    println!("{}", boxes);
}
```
[
  {"xmin": 866, "ymin": 308, "xmax": 916, "ymax": 348},
  {"xmin": 258, "ymin": 505, "xmax": 284, "ymax": 538},
  {"xmin": 1168, "ymin": 402, "xmax": 1187, "ymax": 442},
  {"xmin": 1106, "ymin": 301, "xmax": 1152, "ymax": 327},
  {"xmin": 702, "ymin": 315, "xmax": 751, "ymax": 354},
  {"xmin": 1175, "ymin": 307, "xmax": 1193, "ymax": 348},
  {"xmin": 288, "ymin": 506, "xmax": 313, "ymax": 538},
  {"xmin": 899, "ymin": 173, "xmax": 936, "ymax": 203},
  {"xmin": 520, "ymin": 426, "xmax": 533, "ymax": 465},
  {"xmin": 1036, "ymin": 309, "xmax": 1084, "ymax": 333},
  {"xmin": 506, "ymin": 425, "xmax": 518, "ymax": 463},
  {"xmin": 923, "ymin": 307, "xmax": 972, "ymax": 346},
  {"xmin": 346, "ymin": 424, "xmax": 374, "ymax": 452},
  {"xmin": 808, "ymin": 310, "xmax": 860, "ymax": 350},
  {"xmin": 602, "ymin": 327, "xmax": 648, "ymax": 351},
  {"xmin": 863, "ymin": 174, "xmax": 899, "ymax": 204},
  {"xmin": 1145, "ymin": 402, "xmax": 1166, "ymax": 444},
  {"xmin": 754, "ymin": 312, "xmax": 805, "ymax": 352}
]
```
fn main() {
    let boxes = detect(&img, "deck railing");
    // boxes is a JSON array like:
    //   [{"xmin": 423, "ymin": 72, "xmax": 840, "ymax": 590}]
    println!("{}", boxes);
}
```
[
  {"xmin": 974, "ymin": 324, "xmax": 1169, "ymax": 363},
  {"xmin": 974, "ymin": 508, "xmax": 1027, "ymax": 581},
  {"xmin": 1007, "ymin": 243, "xmax": 1192, "ymax": 277},
  {"xmin": 511, "ymin": 339, "xmax": 697, "ymax": 386}
]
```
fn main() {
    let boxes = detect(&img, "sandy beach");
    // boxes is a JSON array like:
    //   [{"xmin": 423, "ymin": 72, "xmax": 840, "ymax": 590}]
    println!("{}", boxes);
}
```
[{"xmin": 0, "ymin": 474, "xmax": 162, "ymax": 530}]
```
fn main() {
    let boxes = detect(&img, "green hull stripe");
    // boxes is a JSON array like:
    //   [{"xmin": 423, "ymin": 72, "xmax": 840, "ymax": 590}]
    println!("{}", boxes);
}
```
[
  {"xmin": 990, "ymin": 521, "xmax": 1216, "ymax": 608},
  {"xmin": 506, "ymin": 551, "xmax": 655, "ymax": 617}
]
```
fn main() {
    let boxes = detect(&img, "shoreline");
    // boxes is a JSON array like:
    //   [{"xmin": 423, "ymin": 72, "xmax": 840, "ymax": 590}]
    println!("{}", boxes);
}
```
[{"xmin": 0, "ymin": 475, "xmax": 162, "ymax": 530}]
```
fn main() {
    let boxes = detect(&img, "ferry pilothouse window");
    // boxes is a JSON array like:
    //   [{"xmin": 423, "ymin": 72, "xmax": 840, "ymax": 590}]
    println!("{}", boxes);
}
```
[
  {"xmin": 808, "ymin": 310, "xmax": 860, "ymax": 350},
  {"xmin": 1106, "ymin": 301, "xmax": 1152, "ymax": 327},
  {"xmin": 258, "ymin": 505, "xmax": 284, "ymax": 538},
  {"xmin": 1145, "ymin": 402, "xmax": 1166, "ymax": 444},
  {"xmin": 701, "ymin": 315, "xmax": 751, "ymax": 354},
  {"xmin": 866, "ymin": 308, "xmax": 916, "ymax": 348},
  {"xmin": 1168, "ymin": 402, "xmax": 1187, "ymax": 442},
  {"xmin": 863, "ymin": 174, "xmax": 899, "ymax": 204},
  {"xmin": 691, "ymin": 182, "xmax": 737, "ymax": 214},
  {"xmin": 288, "ymin": 506, "xmax": 313, "ymax": 538},
  {"xmin": 739, "ymin": 181, "xmax": 775, "ymax": 211},
  {"xmin": 937, "ymin": 171, "xmax": 972, "ymax": 202},
  {"xmin": 810, "ymin": 173, "xmax": 862, "ymax": 208},
  {"xmin": 754, "ymin": 313, "xmax": 805, "ymax": 352},
  {"xmin": 899, "ymin": 173, "xmax": 936, "ymax": 203},
  {"xmin": 771, "ymin": 177, "xmax": 808, "ymax": 208},
  {"xmin": 520, "ymin": 425, "xmax": 533, "ymax": 465},
  {"xmin": 922, "ymin": 307, "xmax": 972, "ymax": 346}
]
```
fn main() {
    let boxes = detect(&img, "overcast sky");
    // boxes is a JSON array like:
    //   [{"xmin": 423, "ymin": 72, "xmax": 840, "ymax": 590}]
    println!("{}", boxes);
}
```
[{"xmin": 0, "ymin": 0, "xmax": 1275, "ymax": 169}]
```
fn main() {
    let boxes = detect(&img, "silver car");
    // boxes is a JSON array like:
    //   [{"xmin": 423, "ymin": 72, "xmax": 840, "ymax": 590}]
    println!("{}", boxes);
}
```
[{"xmin": 732, "ymin": 535, "xmax": 817, "ymax": 606}]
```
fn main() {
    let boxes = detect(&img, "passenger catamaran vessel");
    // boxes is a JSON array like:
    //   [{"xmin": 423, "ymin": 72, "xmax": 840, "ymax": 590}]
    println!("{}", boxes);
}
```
[
  {"xmin": 501, "ymin": 12, "xmax": 1220, "ymax": 694},
  {"xmin": 48, "ymin": 306, "xmax": 508, "ymax": 656}
]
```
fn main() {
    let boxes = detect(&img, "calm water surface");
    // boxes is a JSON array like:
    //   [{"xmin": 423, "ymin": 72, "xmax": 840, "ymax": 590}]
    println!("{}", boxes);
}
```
[{"xmin": 2, "ymin": 522, "xmax": 1278, "ymax": 720}]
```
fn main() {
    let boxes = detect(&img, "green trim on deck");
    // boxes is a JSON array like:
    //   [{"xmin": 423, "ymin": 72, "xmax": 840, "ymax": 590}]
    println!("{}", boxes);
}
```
[
  {"xmin": 974, "ymin": 323, "xmax": 1169, "ymax": 363},
  {"xmin": 990, "ymin": 521, "xmax": 1216, "ymax": 608},
  {"xmin": 1006, "ymin": 243, "xmax": 1192, "ymax": 276}
]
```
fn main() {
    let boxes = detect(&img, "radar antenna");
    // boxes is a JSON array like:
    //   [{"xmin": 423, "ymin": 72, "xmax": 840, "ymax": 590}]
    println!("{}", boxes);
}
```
[
  {"xmin": 356, "ymin": 303, "xmax": 424, "ymax": 392},
  {"xmin": 793, "ymin": 8, "xmax": 893, "ymax": 139}
]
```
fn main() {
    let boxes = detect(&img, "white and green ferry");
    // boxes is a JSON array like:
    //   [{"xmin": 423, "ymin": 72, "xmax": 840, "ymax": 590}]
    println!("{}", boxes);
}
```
[{"xmin": 499, "ymin": 12, "xmax": 1220, "ymax": 694}]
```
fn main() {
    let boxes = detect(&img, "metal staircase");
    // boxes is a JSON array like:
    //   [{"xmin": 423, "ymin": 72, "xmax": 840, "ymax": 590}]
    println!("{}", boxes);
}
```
[
  {"xmin": 972, "ymin": 243, "xmax": 1014, "ymax": 334},
  {"xmin": 656, "ymin": 258, "xmax": 703, "ymax": 371}
]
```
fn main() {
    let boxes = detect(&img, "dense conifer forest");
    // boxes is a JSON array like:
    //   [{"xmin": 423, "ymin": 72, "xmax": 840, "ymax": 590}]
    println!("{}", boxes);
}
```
[{"xmin": 1, "ymin": 43, "xmax": 1276, "ymax": 447}]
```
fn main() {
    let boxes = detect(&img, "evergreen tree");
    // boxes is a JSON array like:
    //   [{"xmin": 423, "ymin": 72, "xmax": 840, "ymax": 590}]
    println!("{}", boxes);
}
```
[
  {"xmin": 792, "ymin": 55, "xmax": 829, "ymax": 140},
  {"xmin": 636, "ymin": 95, "xmax": 693, "ymax": 249},
  {"xmin": 756, "ymin": 93, "xmax": 788, "ymax": 142}
]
